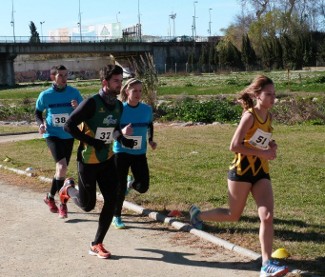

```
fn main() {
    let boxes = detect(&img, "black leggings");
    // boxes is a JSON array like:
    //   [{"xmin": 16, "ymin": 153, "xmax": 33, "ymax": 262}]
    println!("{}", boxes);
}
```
[
  {"xmin": 114, "ymin": 153, "xmax": 149, "ymax": 217},
  {"xmin": 77, "ymin": 158, "xmax": 118, "ymax": 244}
]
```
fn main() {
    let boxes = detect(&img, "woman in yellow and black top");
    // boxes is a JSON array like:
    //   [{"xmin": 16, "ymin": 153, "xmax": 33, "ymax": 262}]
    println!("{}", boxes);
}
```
[{"xmin": 190, "ymin": 75, "xmax": 288, "ymax": 277}]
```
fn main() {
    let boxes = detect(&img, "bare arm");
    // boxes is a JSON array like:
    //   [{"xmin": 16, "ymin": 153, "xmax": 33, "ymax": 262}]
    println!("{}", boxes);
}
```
[{"xmin": 229, "ymin": 112, "xmax": 276, "ymax": 160}]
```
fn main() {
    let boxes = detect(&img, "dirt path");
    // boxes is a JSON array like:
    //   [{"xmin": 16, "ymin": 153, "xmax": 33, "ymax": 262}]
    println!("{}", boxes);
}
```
[
  {"xmin": 0, "ymin": 173, "xmax": 261, "ymax": 277},
  {"xmin": 0, "ymin": 132, "xmax": 40, "ymax": 143},
  {"xmin": 0, "ymin": 132, "xmax": 262, "ymax": 276}
]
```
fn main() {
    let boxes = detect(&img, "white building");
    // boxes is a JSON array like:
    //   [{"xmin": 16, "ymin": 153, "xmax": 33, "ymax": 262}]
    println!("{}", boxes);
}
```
[{"xmin": 48, "ymin": 23, "xmax": 123, "ymax": 42}]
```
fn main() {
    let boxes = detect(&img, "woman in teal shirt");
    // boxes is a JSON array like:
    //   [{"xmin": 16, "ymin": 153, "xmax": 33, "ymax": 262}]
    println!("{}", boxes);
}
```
[{"xmin": 113, "ymin": 78, "xmax": 157, "ymax": 229}]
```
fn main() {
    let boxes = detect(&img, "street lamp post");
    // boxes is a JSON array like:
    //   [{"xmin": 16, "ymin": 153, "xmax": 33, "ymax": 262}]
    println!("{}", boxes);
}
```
[
  {"xmin": 168, "ymin": 15, "xmax": 171, "ymax": 37},
  {"xmin": 169, "ymin": 13, "xmax": 176, "ymax": 37},
  {"xmin": 116, "ymin": 11, "xmax": 120, "ymax": 23},
  {"xmin": 208, "ymin": 8, "xmax": 212, "ymax": 36},
  {"xmin": 192, "ymin": 1, "xmax": 198, "ymax": 39},
  {"xmin": 138, "ymin": 0, "xmax": 141, "ymax": 41},
  {"xmin": 40, "ymin": 21, "xmax": 45, "ymax": 42},
  {"xmin": 78, "ymin": 0, "xmax": 82, "ymax": 42},
  {"xmin": 10, "ymin": 0, "xmax": 16, "ymax": 43}
]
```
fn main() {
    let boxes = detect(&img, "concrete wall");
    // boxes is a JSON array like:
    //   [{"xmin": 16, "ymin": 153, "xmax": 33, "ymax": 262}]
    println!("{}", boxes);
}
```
[
  {"xmin": 153, "ymin": 44, "xmax": 201, "ymax": 73},
  {"xmin": 14, "ymin": 55, "xmax": 116, "ymax": 82}
]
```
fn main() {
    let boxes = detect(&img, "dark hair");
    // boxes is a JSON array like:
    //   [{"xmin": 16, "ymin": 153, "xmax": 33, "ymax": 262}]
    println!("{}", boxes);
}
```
[
  {"xmin": 50, "ymin": 65, "xmax": 67, "ymax": 75},
  {"xmin": 238, "ymin": 75, "xmax": 274, "ymax": 110},
  {"xmin": 99, "ymin": 64, "xmax": 123, "ymax": 81}
]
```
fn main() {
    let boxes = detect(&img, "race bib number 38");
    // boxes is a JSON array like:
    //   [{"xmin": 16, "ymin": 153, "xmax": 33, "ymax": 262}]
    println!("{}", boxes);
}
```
[
  {"xmin": 52, "ymin": 113, "xmax": 69, "ymax": 127},
  {"xmin": 95, "ymin": 127, "xmax": 114, "ymax": 144},
  {"xmin": 248, "ymin": 128, "xmax": 272, "ymax": 149}
]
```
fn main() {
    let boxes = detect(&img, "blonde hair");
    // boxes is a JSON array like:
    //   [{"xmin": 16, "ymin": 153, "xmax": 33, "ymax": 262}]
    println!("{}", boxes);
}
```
[
  {"xmin": 238, "ymin": 75, "xmax": 273, "ymax": 110},
  {"xmin": 120, "ymin": 78, "xmax": 142, "ymax": 102}
]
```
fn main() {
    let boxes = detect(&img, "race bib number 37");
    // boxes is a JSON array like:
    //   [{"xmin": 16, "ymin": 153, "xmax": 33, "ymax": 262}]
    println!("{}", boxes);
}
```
[
  {"xmin": 248, "ymin": 128, "xmax": 272, "ymax": 149},
  {"xmin": 95, "ymin": 127, "xmax": 114, "ymax": 144}
]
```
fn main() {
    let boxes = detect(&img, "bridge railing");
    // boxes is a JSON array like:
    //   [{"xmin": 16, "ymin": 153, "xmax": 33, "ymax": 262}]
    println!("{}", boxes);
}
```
[{"xmin": 0, "ymin": 35, "xmax": 213, "ymax": 44}]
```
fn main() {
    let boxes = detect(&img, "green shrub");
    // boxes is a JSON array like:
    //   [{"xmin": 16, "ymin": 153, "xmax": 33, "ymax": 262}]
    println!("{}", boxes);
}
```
[
  {"xmin": 157, "ymin": 97, "xmax": 242, "ymax": 123},
  {"xmin": 0, "ymin": 100, "xmax": 35, "ymax": 122}
]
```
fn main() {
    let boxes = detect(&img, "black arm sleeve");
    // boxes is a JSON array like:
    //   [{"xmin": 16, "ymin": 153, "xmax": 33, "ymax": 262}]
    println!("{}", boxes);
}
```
[
  {"xmin": 64, "ymin": 97, "xmax": 96, "ymax": 143},
  {"xmin": 112, "ymin": 101, "xmax": 123, "ymax": 140},
  {"xmin": 148, "ymin": 122, "xmax": 154, "ymax": 142},
  {"xmin": 35, "ymin": 109, "xmax": 44, "ymax": 126}
]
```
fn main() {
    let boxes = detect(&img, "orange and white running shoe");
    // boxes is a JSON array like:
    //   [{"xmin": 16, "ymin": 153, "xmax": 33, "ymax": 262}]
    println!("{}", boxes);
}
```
[
  {"xmin": 59, "ymin": 177, "xmax": 75, "ymax": 204},
  {"xmin": 89, "ymin": 243, "xmax": 111, "ymax": 259}
]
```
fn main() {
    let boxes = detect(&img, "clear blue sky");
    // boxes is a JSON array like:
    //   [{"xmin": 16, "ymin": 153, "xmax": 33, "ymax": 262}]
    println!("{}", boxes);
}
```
[{"xmin": 0, "ymin": 0, "xmax": 242, "ymax": 38}]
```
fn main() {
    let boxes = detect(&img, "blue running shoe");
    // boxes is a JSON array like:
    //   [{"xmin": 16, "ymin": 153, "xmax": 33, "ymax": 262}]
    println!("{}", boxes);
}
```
[
  {"xmin": 260, "ymin": 259, "xmax": 289, "ymax": 277},
  {"xmin": 125, "ymin": 175, "xmax": 134, "ymax": 196},
  {"xmin": 112, "ymin": 216, "xmax": 126, "ymax": 229},
  {"xmin": 189, "ymin": 205, "xmax": 203, "ymax": 230}
]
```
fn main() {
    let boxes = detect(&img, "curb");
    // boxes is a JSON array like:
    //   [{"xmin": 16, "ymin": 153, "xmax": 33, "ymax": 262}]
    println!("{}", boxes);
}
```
[
  {"xmin": 122, "ymin": 201, "xmax": 261, "ymax": 261},
  {"xmin": 0, "ymin": 131, "xmax": 38, "ymax": 137},
  {"xmin": 0, "ymin": 165, "xmax": 261, "ymax": 261}
]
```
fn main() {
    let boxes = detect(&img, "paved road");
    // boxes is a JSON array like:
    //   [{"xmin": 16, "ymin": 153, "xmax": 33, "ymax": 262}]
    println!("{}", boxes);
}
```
[{"xmin": 0, "ymin": 178, "xmax": 260, "ymax": 277}]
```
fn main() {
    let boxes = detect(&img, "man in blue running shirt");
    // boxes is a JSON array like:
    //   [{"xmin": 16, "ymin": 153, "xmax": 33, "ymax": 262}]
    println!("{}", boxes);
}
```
[{"xmin": 35, "ymin": 65, "xmax": 83, "ymax": 218}]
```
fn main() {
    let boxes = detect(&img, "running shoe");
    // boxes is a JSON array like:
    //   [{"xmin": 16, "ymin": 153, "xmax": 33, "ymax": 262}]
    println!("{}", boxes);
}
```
[
  {"xmin": 59, "ymin": 177, "xmax": 75, "ymax": 204},
  {"xmin": 125, "ymin": 174, "xmax": 134, "ymax": 196},
  {"xmin": 260, "ymin": 259, "xmax": 289, "ymax": 277},
  {"xmin": 112, "ymin": 216, "xmax": 126, "ymax": 229},
  {"xmin": 89, "ymin": 243, "xmax": 111, "ymax": 259},
  {"xmin": 43, "ymin": 194, "xmax": 58, "ymax": 213},
  {"xmin": 189, "ymin": 205, "xmax": 203, "ymax": 230},
  {"xmin": 58, "ymin": 203, "xmax": 68, "ymax": 219}
]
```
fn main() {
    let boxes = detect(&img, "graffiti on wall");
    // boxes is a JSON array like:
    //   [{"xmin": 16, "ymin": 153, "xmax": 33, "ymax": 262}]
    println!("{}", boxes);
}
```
[{"xmin": 15, "ymin": 69, "xmax": 98, "ymax": 83}]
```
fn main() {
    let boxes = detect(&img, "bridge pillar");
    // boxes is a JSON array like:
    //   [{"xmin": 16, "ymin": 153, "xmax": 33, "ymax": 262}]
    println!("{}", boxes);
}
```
[{"xmin": 0, "ymin": 53, "xmax": 17, "ymax": 87}]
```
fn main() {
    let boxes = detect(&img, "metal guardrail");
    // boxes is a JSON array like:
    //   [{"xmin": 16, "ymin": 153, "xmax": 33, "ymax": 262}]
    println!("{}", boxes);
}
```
[{"xmin": 0, "ymin": 35, "xmax": 213, "ymax": 44}]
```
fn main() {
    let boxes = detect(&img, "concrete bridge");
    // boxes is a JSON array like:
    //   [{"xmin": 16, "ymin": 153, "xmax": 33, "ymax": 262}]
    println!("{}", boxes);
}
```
[{"xmin": 0, "ymin": 40, "xmax": 207, "ymax": 86}]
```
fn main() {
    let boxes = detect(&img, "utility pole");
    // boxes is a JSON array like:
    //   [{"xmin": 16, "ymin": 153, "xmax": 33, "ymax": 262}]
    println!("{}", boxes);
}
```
[{"xmin": 208, "ymin": 8, "xmax": 212, "ymax": 36}]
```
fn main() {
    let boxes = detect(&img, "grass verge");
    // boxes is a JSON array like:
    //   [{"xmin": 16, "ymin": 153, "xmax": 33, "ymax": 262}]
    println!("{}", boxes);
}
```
[{"xmin": 0, "ymin": 123, "xmax": 324, "ymax": 275}]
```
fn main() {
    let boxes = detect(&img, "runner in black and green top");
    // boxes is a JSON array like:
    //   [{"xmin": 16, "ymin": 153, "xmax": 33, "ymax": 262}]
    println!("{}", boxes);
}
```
[{"xmin": 59, "ymin": 64, "xmax": 134, "ymax": 259}]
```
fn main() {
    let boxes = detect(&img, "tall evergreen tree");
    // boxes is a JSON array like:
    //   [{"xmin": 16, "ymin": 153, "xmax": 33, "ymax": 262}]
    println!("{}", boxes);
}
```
[
  {"xmin": 208, "ymin": 43, "xmax": 216, "ymax": 72},
  {"xmin": 280, "ymin": 34, "xmax": 295, "ymax": 69},
  {"xmin": 261, "ymin": 38, "xmax": 273, "ymax": 70},
  {"xmin": 241, "ymin": 33, "xmax": 257, "ymax": 71},
  {"xmin": 29, "ymin": 21, "xmax": 40, "ymax": 43},
  {"xmin": 217, "ymin": 39, "xmax": 243, "ymax": 71},
  {"xmin": 272, "ymin": 36, "xmax": 283, "ymax": 69}
]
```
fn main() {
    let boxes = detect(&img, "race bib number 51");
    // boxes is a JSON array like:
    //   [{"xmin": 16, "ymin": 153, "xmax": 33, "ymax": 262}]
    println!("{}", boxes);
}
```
[{"xmin": 248, "ymin": 128, "xmax": 272, "ymax": 149}]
